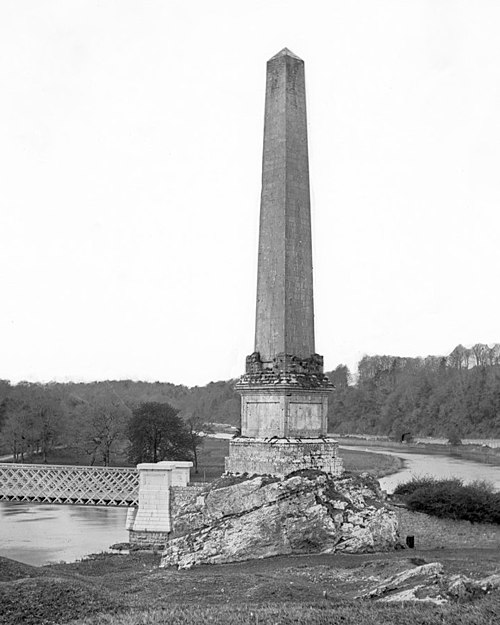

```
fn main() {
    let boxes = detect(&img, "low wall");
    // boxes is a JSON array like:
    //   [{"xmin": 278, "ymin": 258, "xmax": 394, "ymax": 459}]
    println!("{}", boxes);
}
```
[
  {"xmin": 171, "ymin": 484, "xmax": 207, "ymax": 518},
  {"xmin": 128, "ymin": 530, "xmax": 169, "ymax": 548},
  {"xmin": 396, "ymin": 507, "xmax": 500, "ymax": 549}
]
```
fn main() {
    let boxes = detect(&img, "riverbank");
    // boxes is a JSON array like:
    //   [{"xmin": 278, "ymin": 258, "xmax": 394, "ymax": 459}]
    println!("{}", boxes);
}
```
[
  {"xmin": 1, "ymin": 549, "xmax": 499, "ymax": 625},
  {"xmin": 335, "ymin": 436, "xmax": 500, "ymax": 467},
  {"xmin": 339, "ymin": 446, "xmax": 403, "ymax": 477}
]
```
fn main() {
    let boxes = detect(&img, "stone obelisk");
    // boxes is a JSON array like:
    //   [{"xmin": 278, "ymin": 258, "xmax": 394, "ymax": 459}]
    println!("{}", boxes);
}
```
[
  {"xmin": 255, "ymin": 47, "xmax": 315, "ymax": 364},
  {"xmin": 225, "ymin": 49, "xmax": 342, "ymax": 477}
]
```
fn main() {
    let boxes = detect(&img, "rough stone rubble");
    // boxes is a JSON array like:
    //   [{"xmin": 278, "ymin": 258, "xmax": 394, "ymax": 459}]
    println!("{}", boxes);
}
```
[{"xmin": 161, "ymin": 471, "xmax": 402, "ymax": 569}]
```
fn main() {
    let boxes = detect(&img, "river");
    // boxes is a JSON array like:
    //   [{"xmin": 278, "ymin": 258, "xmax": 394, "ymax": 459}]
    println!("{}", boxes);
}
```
[
  {"xmin": 2, "ymin": 448, "xmax": 500, "ymax": 566},
  {"xmin": 340, "ymin": 445, "xmax": 500, "ymax": 493},
  {"xmin": 0, "ymin": 502, "xmax": 128, "ymax": 566}
]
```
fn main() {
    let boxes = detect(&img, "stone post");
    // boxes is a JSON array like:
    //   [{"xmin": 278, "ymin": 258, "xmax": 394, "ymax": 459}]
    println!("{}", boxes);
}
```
[{"xmin": 127, "ymin": 461, "xmax": 193, "ymax": 547}]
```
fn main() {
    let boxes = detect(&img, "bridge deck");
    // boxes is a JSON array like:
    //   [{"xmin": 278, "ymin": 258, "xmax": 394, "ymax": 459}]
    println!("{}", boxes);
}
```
[{"xmin": 0, "ymin": 463, "xmax": 139, "ymax": 507}]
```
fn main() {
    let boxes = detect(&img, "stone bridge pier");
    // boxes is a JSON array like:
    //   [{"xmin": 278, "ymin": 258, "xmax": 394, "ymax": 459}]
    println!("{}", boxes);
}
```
[{"xmin": 126, "ymin": 460, "xmax": 200, "ymax": 547}]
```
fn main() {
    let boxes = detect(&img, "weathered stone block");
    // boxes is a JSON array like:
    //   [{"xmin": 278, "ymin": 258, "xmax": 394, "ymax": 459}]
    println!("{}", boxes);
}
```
[
  {"xmin": 225, "ymin": 437, "xmax": 343, "ymax": 478},
  {"xmin": 237, "ymin": 385, "xmax": 330, "ymax": 438}
]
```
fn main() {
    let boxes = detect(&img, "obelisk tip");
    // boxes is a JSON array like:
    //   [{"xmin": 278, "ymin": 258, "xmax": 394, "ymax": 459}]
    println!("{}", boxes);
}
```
[{"xmin": 269, "ymin": 48, "xmax": 303, "ymax": 62}]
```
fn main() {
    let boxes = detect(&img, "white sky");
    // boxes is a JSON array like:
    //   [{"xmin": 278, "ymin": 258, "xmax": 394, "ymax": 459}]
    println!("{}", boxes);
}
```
[{"xmin": 1, "ymin": 1, "xmax": 499, "ymax": 386}]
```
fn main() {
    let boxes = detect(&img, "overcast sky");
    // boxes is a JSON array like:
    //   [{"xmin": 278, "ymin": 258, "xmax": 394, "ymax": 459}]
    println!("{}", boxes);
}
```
[{"xmin": 1, "ymin": 1, "xmax": 499, "ymax": 386}]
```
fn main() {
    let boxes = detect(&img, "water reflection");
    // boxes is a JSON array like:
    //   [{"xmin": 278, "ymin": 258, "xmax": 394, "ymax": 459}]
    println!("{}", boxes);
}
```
[{"xmin": 0, "ymin": 502, "xmax": 128, "ymax": 566}]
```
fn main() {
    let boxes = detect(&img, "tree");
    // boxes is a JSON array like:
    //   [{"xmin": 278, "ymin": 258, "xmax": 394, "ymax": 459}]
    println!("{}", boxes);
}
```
[
  {"xmin": 71, "ymin": 395, "xmax": 130, "ymax": 466},
  {"xmin": 185, "ymin": 415, "xmax": 213, "ymax": 473},
  {"xmin": 2, "ymin": 407, "xmax": 34, "ymax": 462},
  {"xmin": 1, "ymin": 383, "xmax": 65, "ymax": 462},
  {"xmin": 127, "ymin": 402, "xmax": 193, "ymax": 464},
  {"xmin": 30, "ymin": 384, "xmax": 65, "ymax": 463},
  {"xmin": 446, "ymin": 425, "xmax": 462, "ymax": 446},
  {"xmin": 471, "ymin": 343, "xmax": 489, "ymax": 368},
  {"xmin": 0, "ymin": 379, "xmax": 11, "ymax": 437},
  {"xmin": 447, "ymin": 344, "xmax": 471, "ymax": 371},
  {"xmin": 328, "ymin": 365, "xmax": 351, "ymax": 389}
]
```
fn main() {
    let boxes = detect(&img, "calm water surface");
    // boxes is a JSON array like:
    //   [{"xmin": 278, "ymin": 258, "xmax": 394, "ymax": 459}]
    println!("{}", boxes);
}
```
[{"xmin": 0, "ymin": 503, "xmax": 128, "ymax": 566}]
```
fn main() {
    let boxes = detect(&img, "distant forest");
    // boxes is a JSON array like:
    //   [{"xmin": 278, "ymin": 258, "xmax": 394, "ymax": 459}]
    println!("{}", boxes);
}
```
[
  {"xmin": 328, "ymin": 343, "xmax": 500, "ymax": 439},
  {"xmin": 0, "ymin": 343, "xmax": 499, "ymax": 464}
]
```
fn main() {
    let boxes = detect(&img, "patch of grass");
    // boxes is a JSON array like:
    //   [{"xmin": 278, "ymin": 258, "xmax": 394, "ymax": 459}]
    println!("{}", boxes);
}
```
[
  {"xmin": 67, "ymin": 594, "xmax": 500, "ymax": 625},
  {"xmin": 0, "ymin": 557, "xmax": 41, "ymax": 582},
  {"xmin": 340, "ymin": 448, "xmax": 403, "ymax": 477},
  {"xmin": 395, "ymin": 477, "xmax": 500, "ymax": 524},
  {"xmin": 4, "ymin": 550, "xmax": 500, "ymax": 625},
  {"xmin": 0, "ymin": 576, "xmax": 120, "ymax": 625},
  {"xmin": 190, "ymin": 437, "xmax": 229, "ymax": 482}
]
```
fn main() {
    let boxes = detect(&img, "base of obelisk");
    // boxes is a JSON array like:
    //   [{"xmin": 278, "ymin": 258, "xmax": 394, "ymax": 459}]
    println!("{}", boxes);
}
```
[{"xmin": 225, "ymin": 437, "xmax": 343, "ymax": 478}]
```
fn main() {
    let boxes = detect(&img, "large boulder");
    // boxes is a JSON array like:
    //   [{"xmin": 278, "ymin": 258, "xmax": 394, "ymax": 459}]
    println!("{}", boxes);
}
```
[{"xmin": 161, "ymin": 471, "xmax": 402, "ymax": 569}]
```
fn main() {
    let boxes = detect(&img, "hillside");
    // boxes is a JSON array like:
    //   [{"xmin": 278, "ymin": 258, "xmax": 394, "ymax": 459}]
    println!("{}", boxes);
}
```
[{"xmin": 1, "ymin": 343, "xmax": 499, "ymax": 464}]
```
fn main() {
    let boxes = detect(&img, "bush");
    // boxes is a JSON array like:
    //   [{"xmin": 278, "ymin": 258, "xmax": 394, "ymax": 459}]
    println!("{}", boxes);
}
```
[
  {"xmin": 447, "ymin": 426, "xmax": 462, "ymax": 446},
  {"xmin": 393, "ymin": 476, "xmax": 440, "ymax": 498},
  {"xmin": 395, "ymin": 477, "xmax": 500, "ymax": 524}
]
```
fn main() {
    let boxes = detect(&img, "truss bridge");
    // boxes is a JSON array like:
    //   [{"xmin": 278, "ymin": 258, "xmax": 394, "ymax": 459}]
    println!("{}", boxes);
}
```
[{"xmin": 0, "ymin": 463, "xmax": 139, "ymax": 507}]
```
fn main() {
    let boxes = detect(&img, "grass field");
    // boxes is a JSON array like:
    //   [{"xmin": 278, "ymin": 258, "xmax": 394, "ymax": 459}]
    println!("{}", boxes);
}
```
[{"xmin": 2, "ymin": 549, "xmax": 499, "ymax": 625}]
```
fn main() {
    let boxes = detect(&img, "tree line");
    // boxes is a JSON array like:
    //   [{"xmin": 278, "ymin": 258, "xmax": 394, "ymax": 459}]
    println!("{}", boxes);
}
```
[
  {"xmin": 327, "ymin": 343, "xmax": 500, "ymax": 440},
  {"xmin": 1, "ymin": 343, "xmax": 499, "ymax": 464},
  {"xmin": 0, "ymin": 380, "xmax": 210, "ymax": 467}
]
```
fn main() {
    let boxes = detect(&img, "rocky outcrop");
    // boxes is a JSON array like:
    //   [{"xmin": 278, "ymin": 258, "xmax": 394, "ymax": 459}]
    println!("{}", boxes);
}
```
[
  {"xmin": 160, "ymin": 471, "xmax": 402, "ymax": 569},
  {"xmin": 357, "ymin": 562, "xmax": 500, "ymax": 604}
]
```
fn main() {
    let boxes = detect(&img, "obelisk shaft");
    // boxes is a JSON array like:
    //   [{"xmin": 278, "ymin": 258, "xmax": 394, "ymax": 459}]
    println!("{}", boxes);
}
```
[{"xmin": 254, "ymin": 49, "xmax": 315, "ymax": 365}]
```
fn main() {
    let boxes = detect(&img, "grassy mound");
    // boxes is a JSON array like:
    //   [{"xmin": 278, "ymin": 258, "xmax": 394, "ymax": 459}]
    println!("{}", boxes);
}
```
[
  {"xmin": 0, "ymin": 576, "xmax": 120, "ymax": 625},
  {"xmin": 0, "ymin": 557, "xmax": 41, "ymax": 582},
  {"xmin": 394, "ymin": 477, "xmax": 500, "ymax": 524}
]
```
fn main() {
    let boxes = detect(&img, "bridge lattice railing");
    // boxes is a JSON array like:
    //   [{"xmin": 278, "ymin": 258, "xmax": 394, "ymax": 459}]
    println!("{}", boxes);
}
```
[{"xmin": 0, "ymin": 463, "xmax": 139, "ymax": 506}]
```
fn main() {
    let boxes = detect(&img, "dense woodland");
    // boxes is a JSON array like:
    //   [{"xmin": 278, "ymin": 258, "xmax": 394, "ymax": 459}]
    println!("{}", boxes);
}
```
[
  {"xmin": 0, "ymin": 343, "xmax": 499, "ymax": 464},
  {"xmin": 328, "ymin": 343, "xmax": 500, "ymax": 439}
]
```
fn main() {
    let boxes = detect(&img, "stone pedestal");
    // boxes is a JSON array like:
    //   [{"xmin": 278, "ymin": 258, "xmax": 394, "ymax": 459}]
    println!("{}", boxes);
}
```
[
  {"xmin": 239, "ymin": 387, "xmax": 330, "ymax": 438},
  {"xmin": 127, "ymin": 461, "xmax": 193, "ymax": 546},
  {"xmin": 225, "ymin": 351, "xmax": 343, "ymax": 478},
  {"xmin": 225, "ymin": 437, "xmax": 343, "ymax": 478},
  {"xmin": 239, "ymin": 352, "xmax": 333, "ymax": 437}
]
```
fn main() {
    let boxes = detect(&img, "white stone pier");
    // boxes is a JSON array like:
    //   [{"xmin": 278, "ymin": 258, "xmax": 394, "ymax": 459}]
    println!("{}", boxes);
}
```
[{"xmin": 126, "ymin": 460, "xmax": 195, "ymax": 546}]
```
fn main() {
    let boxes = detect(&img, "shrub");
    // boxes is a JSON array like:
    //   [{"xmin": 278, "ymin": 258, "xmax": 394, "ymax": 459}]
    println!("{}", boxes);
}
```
[
  {"xmin": 447, "ymin": 430, "xmax": 462, "ymax": 446},
  {"xmin": 395, "ymin": 477, "xmax": 500, "ymax": 524},
  {"xmin": 393, "ymin": 476, "xmax": 440, "ymax": 498}
]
